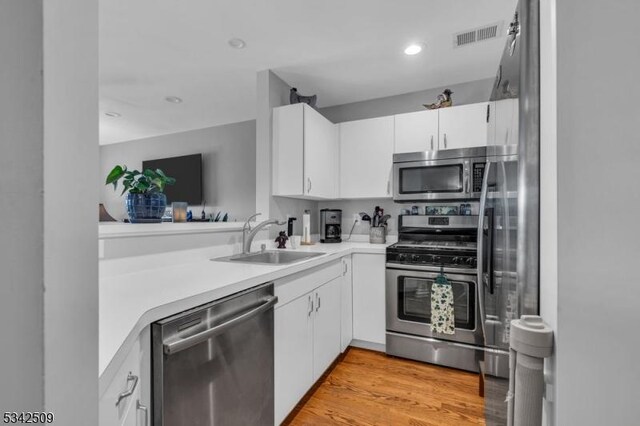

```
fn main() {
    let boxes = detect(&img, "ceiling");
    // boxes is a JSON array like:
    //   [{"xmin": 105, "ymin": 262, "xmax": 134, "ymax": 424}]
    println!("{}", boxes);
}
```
[{"xmin": 99, "ymin": 0, "xmax": 516, "ymax": 145}]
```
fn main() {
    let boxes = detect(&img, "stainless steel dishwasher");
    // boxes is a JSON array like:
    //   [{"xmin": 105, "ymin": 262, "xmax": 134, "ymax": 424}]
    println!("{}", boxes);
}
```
[{"xmin": 152, "ymin": 283, "xmax": 277, "ymax": 426}]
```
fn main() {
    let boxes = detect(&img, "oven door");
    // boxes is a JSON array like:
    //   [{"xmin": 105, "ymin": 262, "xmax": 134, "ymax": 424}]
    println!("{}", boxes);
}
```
[{"xmin": 386, "ymin": 266, "xmax": 483, "ymax": 346}]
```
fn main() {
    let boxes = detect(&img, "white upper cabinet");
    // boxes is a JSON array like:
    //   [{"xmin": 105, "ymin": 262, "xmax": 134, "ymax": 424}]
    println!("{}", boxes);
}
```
[
  {"xmin": 339, "ymin": 116, "xmax": 394, "ymax": 199},
  {"xmin": 272, "ymin": 103, "xmax": 338, "ymax": 199},
  {"xmin": 438, "ymin": 102, "xmax": 490, "ymax": 149},
  {"xmin": 488, "ymin": 98, "xmax": 519, "ymax": 146},
  {"xmin": 394, "ymin": 109, "xmax": 439, "ymax": 153},
  {"xmin": 273, "ymin": 102, "xmax": 492, "ymax": 201}
]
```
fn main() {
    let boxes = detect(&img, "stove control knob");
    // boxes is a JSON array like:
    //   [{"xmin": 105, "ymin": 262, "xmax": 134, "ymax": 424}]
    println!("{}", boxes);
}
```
[
  {"xmin": 466, "ymin": 257, "xmax": 475, "ymax": 266},
  {"xmin": 432, "ymin": 255, "xmax": 441, "ymax": 264},
  {"xmin": 411, "ymin": 254, "xmax": 420, "ymax": 262},
  {"xmin": 397, "ymin": 254, "xmax": 406, "ymax": 262},
  {"xmin": 452, "ymin": 257, "xmax": 460, "ymax": 265}
]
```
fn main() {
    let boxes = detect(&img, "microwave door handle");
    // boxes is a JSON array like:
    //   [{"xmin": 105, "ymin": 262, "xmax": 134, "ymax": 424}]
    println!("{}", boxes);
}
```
[
  {"xmin": 465, "ymin": 169, "xmax": 470, "ymax": 194},
  {"xmin": 477, "ymin": 161, "xmax": 491, "ymax": 344}
]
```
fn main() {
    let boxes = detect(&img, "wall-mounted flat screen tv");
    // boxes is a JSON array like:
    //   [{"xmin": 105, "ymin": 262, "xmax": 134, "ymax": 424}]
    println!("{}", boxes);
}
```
[{"xmin": 143, "ymin": 153, "xmax": 202, "ymax": 205}]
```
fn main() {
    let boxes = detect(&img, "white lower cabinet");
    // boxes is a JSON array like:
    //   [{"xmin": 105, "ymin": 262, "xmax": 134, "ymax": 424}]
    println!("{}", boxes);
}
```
[
  {"xmin": 312, "ymin": 277, "xmax": 342, "ymax": 381},
  {"xmin": 274, "ymin": 291, "xmax": 314, "ymax": 424},
  {"xmin": 352, "ymin": 253, "xmax": 386, "ymax": 346},
  {"xmin": 340, "ymin": 256, "xmax": 353, "ymax": 352},
  {"xmin": 274, "ymin": 263, "xmax": 344, "ymax": 425},
  {"xmin": 100, "ymin": 327, "xmax": 151, "ymax": 426}
]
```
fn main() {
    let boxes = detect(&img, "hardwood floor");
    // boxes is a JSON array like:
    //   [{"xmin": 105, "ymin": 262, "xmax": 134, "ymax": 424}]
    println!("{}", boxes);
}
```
[{"xmin": 284, "ymin": 347, "xmax": 485, "ymax": 426}]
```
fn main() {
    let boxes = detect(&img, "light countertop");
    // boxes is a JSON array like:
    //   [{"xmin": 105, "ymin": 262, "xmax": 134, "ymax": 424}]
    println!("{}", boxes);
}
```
[
  {"xmin": 99, "ymin": 221, "xmax": 249, "ymax": 239},
  {"xmin": 99, "ymin": 240, "xmax": 391, "ymax": 379}
]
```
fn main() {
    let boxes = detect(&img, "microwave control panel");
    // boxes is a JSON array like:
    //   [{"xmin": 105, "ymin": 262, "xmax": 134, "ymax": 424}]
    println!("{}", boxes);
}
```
[{"xmin": 472, "ymin": 162, "xmax": 486, "ymax": 192}]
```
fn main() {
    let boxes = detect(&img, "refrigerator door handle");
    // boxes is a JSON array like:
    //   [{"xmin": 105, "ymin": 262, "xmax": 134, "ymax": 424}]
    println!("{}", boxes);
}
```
[{"xmin": 477, "ymin": 161, "xmax": 491, "ymax": 344}]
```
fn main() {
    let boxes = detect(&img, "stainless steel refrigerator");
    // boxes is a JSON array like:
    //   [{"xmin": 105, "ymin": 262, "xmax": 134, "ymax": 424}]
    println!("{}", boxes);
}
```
[{"xmin": 479, "ymin": 0, "xmax": 540, "ymax": 424}]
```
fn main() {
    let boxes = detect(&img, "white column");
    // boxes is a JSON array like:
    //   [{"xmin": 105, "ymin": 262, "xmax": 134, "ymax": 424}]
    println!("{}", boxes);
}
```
[{"xmin": 42, "ymin": 0, "xmax": 99, "ymax": 423}]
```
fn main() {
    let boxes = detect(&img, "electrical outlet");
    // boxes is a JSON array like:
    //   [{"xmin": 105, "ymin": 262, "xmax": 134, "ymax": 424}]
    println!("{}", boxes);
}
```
[{"xmin": 352, "ymin": 213, "xmax": 360, "ymax": 225}]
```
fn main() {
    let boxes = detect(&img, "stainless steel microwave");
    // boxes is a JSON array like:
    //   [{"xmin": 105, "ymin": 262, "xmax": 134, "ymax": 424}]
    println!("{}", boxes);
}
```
[{"xmin": 393, "ymin": 147, "xmax": 488, "ymax": 202}]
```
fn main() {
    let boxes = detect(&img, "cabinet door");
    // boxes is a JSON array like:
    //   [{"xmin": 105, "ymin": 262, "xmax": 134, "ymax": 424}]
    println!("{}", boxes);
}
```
[
  {"xmin": 394, "ymin": 110, "xmax": 439, "ymax": 153},
  {"xmin": 304, "ymin": 105, "xmax": 338, "ymax": 198},
  {"xmin": 312, "ymin": 277, "xmax": 342, "ymax": 381},
  {"xmin": 272, "ymin": 104, "xmax": 305, "ymax": 197},
  {"xmin": 274, "ymin": 294, "xmax": 314, "ymax": 425},
  {"xmin": 340, "ymin": 256, "xmax": 353, "ymax": 352},
  {"xmin": 339, "ymin": 116, "xmax": 394, "ymax": 198},
  {"xmin": 494, "ymin": 98, "xmax": 519, "ymax": 146},
  {"xmin": 120, "ymin": 399, "xmax": 144, "ymax": 426},
  {"xmin": 438, "ymin": 102, "xmax": 490, "ymax": 149},
  {"xmin": 352, "ymin": 253, "xmax": 386, "ymax": 346},
  {"xmin": 99, "ymin": 339, "xmax": 142, "ymax": 426}
]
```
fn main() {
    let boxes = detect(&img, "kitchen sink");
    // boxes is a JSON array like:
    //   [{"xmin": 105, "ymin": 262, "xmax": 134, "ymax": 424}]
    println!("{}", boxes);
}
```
[{"xmin": 214, "ymin": 250, "xmax": 325, "ymax": 265}]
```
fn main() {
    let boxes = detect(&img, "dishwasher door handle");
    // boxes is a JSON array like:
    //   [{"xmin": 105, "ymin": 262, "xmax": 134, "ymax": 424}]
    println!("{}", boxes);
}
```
[{"xmin": 163, "ymin": 295, "xmax": 278, "ymax": 355}]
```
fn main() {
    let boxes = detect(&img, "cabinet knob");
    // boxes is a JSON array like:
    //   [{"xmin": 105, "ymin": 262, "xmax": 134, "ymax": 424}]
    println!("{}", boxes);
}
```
[
  {"xmin": 307, "ymin": 178, "xmax": 312, "ymax": 193},
  {"xmin": 430, "ymin": 135, "xmax": 434, "ymax": 150},
  {"xmin": 444, "ymin": 133, "xmax": 448, "ymax": 149}
]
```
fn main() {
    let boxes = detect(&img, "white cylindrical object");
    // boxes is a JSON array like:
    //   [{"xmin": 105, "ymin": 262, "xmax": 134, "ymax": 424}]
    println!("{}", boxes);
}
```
[
  {"xmin": 302, "ymin": 210, "xmax": 311, "ymax": 244},
  {"xmin": 507, "ymin": 315, "xmax": 553, "ymax": 426},
  {"xmin": 514, "ymin": 353, "xmax": 544, "ymax": 426}
]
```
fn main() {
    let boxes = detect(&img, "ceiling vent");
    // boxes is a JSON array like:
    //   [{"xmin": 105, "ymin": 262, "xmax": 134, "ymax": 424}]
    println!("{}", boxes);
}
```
[{"xmin": 454, "ymin": 22, "xmax": 502, "ymax": 48}]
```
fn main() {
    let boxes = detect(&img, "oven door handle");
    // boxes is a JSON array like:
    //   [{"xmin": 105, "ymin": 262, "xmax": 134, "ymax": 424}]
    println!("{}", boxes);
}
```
[{"xmin": 477, "ymin": 161, "xmax": 491, "ymax": 345}]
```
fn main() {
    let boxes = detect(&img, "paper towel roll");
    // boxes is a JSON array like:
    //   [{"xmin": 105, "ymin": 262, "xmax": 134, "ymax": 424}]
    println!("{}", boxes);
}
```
[{"xmin": 302, "ymin": 210, "xmax": 311, "ymax": 244}]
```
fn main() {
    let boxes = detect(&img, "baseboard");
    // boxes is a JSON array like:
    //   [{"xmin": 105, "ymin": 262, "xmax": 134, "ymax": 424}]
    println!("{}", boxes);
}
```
[{"xmin": 349, "ymin": 339, "xmax": 385, "ymax": 353}]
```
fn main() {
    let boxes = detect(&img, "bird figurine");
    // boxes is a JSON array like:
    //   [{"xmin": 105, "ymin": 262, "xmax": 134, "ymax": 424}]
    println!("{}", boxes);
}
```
[
  {"xmin": 423, "ymin": 89, "xmax": 453, "ymax": 109},
  {"xmin": 275, "ymin": 231, "xmax": 289, "ymax": 249},
  {"xmin": 290, "ymin": 88, "xmax": 318, "ymax": 108}
]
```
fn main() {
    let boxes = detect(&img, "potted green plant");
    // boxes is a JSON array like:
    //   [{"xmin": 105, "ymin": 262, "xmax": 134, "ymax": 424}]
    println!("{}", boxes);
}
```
[{"xmin": 105, "ymin": 165, "xmax": 176, "ymax": 223}]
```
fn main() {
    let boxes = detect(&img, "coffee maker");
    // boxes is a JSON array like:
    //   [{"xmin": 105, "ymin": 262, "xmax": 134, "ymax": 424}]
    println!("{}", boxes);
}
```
[{"xmin": 320, "ymin": 209, "xmax": 342, "ymax": 243}]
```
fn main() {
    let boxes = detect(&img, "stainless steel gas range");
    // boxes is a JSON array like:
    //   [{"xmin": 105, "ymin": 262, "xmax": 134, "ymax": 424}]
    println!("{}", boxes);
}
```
[{"xmin": 385, "ymin": 214, "xmax": 484, "ymax": 372}]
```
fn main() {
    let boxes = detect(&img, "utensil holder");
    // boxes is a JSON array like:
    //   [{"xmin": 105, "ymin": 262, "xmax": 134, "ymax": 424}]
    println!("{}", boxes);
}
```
[{"xmin": 369, "ymin": 226, "xmax": 386, "ymax": 244}]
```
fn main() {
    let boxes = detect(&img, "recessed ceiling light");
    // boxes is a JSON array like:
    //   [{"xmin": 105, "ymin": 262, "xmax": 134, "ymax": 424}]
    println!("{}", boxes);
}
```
[
  {"xmin": 165, "ymin": 96, "xmax": 183, "ymax": 104},
  {"xmin": 404, "ymin": 43, "xmax": 424, "ymax": 55},
  {"xmin": 228, "ymin": 38, "xmax": 246, "ymax": 49},
  {"xmin": 104, "ymin": 112, "xmax": 121, "ymax": 118}
]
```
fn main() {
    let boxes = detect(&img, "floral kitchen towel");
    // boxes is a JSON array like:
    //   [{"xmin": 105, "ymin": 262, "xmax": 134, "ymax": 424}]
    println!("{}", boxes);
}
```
[{"xmin": 431, "ymin": 272, "xmax": 455, "ymax": 334}]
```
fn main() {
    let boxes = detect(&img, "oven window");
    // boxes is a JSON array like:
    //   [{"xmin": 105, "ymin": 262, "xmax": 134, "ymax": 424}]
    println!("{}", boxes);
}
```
[
  {"xmin": 398, "ymin": 276, "xmax": 475, "ymax": 330},
  {"xmin": 399, "ymin": 164, "xmax": 463, "ymax": 194}
]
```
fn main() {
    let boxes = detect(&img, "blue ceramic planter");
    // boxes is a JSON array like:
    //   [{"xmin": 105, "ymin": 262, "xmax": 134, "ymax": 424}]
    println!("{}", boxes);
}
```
[{"xmin": 126, "ymin": 193, "xmax": 167, "ymax": 223}]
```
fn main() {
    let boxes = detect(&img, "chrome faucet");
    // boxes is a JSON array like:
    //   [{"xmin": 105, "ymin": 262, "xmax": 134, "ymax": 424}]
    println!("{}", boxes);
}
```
[{"xmin": 242, "ymin": 213, "xmax": 286, "ymax": 254}]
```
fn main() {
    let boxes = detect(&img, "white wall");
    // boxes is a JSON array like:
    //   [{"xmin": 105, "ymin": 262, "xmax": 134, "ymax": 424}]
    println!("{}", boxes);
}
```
[
  {"xmin": 555, "ymin": 0, "xmax": 640, "ymax": 424},
  {"xmin": 0, "ymin": 0, "xmax": 98, "ymax": 422},
  {"xmin": 0, "ymin": 0, "xmax": 45, "ymax": 412},
  {"xmin": 43, "ymin": 0, "xmax": 99, "ymax": 423},
  {"xmin": 100, "ymin": 120, "xmax": 256, "ymax": 222},
  {"xmin": 319, "ymin": 78, "xmax": 494, "ymax": 123}
]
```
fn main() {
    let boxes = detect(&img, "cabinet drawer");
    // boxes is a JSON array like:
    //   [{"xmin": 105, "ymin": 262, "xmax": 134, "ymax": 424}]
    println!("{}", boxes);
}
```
[
  {"xmin": 99, "ymin": 338, "xmax": 142, "ymax": 426},
  {"xmin": 275, "ymin": 260, "xmax": 342, "ymax": 308}
]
